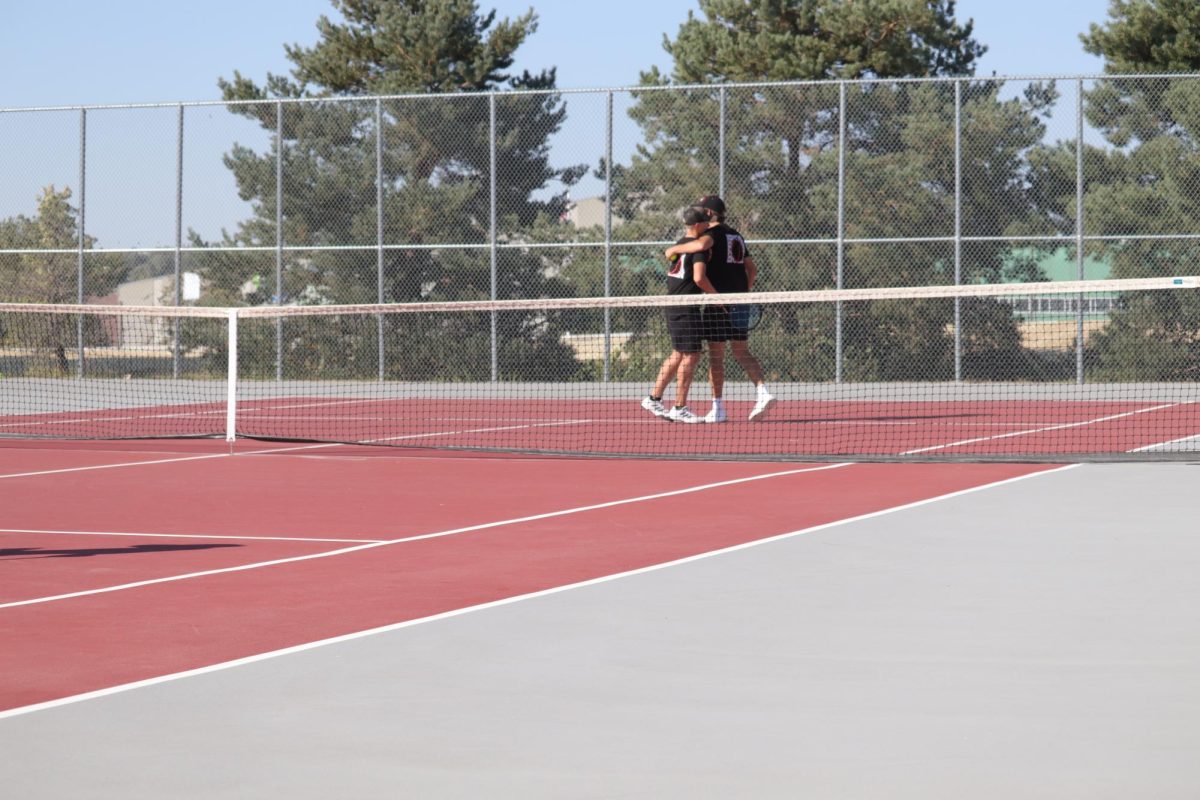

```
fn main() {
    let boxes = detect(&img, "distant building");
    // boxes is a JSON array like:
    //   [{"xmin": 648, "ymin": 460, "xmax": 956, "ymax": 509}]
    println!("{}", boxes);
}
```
[
  {"xmin": 999, "ymin": 247, "xmax": 1115, "ymax": 350},
  {"xmin": 563, "ymin": 197, "xmax": 622, "ymax": 229},
  {"xmin": 94, "ymin": 272, "xmax": 200, "ymax": 348}
]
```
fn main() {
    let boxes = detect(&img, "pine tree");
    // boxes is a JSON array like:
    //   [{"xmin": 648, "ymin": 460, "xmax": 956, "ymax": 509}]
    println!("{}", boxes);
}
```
[
  {"xmin": 0, "ymin": 187, "xmax": 123, "ymax": 305},
  {"xmin": 609, "ymin": 1, "xmax": 1059, "ymax": 381},
  {"xmin": 1076, "ymin": 0, "xmax": 1200, "ymax": 379},
  {"xmin": 190, "ymin": 0, "xmax": 586, "ymax": 381},
  {"xmin": 0, "ymin": 187, "xmax": 126, "ymax": 374}
]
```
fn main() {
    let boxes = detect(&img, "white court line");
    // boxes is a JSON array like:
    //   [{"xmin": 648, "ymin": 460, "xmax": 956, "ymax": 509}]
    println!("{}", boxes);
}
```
[
  {"xmin": 901, "ymin": 403, "xmax": 1180, "ymax": 455},
  {"xmin": 0, "ymin": 409, "xmax": 225, "ymax": 429},
  {"xmin": 237, "ymin": 400, "xmax": 381, "ymax": 411},
  {"xmin": 0, "ymin": 463, "xmax": 851, "ymax": 611},
  {"xmin": 1128, "ymin": 431, "xmax": 1200, "ymax": 452},
  {"xmin": 0, "ymin": 462, "xmax": 1076, "ymax": 720},
  {"xmin": 0, "ymin": 448, "xmax": 273, "ymax": 479},
  {"xmin": 0, "ymin": 419, "xmax": 590, "ymax": 480},
  {"xmin": 0, "ymin": 396, "xmax": 437, "ymax": 430},
  {"xmin": 234, "ymin": 416, "xmax": 1138, "ymax": 428},
  {"xmin": 0, "ymin": 529, "xmax": 384, "ymax": 544}
]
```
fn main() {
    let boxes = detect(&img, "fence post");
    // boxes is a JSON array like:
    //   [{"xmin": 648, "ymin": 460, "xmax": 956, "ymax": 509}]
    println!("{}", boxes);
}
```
[
  {"xmin": 604, "ymin": 90, "xmax": 614, "ymax": 383},
  {"xmin": 489, "ymin": 91, "xmax": 498, "ymax": 382},
  {"xmin": 174, "ymin": 104, "xmax": 184, "ymax": 379},
  {"xmin": 1076, "ymin": 78, "xmax": 1085, "ymax": 385},
  {"xmin": 718, "ymin": 86, "xmax": 726, "ymax": 199},
  {"xmin": 76, "ymin": 108, "xmax": 86, "ymax": 378},
  {"xmin": 835, "ymin": 82, "xmax": 846, "ymax": 384},
  {"xmin": 275, "ymin": 100, "xmax": 283, "ymax": 381},
  {"xmin": 376, "ymin": 97, "xmax": 385, "ymax": 381},
  {"xmin": 954, "ymin": 80, "xmax": 963, "ymax": 383}
]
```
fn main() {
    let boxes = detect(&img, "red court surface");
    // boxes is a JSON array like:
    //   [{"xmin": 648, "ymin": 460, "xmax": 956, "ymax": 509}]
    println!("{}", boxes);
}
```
[
  {"xmin": 0, "ymin": 438, "xmax": 1057, "ymax": 714},
  {"xmin": 4, "ymin": 397, "xmax": 1198, "ymax": 457}
]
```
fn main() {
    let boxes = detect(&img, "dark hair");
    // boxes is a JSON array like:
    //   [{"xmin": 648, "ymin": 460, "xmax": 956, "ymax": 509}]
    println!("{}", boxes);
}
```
[
  {"xmin": 682, "ymin": 206, "xmax": 708, "ymax": 225},
  {"xmin": 695, "ymin": 195, "xmax": 726, "ymax": 215}
]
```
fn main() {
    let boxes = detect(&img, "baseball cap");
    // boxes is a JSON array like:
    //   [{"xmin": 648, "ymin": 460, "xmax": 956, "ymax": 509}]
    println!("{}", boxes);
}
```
[
  {"xmin": 695, "ymin": 195, "xmax": 726, "ymax": 214},
  {"xmin": 681, "ymin": 206, "xmax": 708, "ymax": 225}
]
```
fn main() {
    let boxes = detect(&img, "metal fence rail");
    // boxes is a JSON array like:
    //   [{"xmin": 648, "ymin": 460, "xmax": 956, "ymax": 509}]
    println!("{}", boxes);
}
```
[{"xmin": 3, "ymin": 74, "xmax": 1200, "ymax": 384}]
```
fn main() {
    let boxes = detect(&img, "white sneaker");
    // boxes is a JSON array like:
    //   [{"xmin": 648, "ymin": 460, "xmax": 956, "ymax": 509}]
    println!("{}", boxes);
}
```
[
  {"xmin": 704, "ymin": 405, "xmax": 727, "ymax": 423},
  {"xmin": 667, "ymin": 405, "xmax": 703, "ymax": 424},
  {"xmin": 748, "ymin": 392, "xmax": 775, "ymax": 421},
  {"xmin": 641, "ymin": 396, "xmax": 668, "ymax": 418}
]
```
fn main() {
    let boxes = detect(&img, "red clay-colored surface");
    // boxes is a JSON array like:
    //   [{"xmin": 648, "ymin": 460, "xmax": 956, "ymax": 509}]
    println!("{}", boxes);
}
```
[
  {"xmin": 0, "ymin": 533, "xmax": 341, "ymax": 604},
  {"xmin": 0, "ymin": 445, "xmax": 1056, "ymax": 712},
  {"xmin": 0, "ymin": 447, "xmax": 812, "ymax": 539},
  {"xmin": 4, "ymin": 397, "xmax": 1198, "ymax": 457}
]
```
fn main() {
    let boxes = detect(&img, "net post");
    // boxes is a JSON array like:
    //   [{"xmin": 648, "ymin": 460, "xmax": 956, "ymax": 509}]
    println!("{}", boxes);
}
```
[
  {"xmin": 376, "ymin": 97, "xmax": 385, "ymax": 382},
  {"xmin": 835, "ymin": 81, "xmax": 846, "ymax": 384},
  {"xmin": 1075, "ymin": 78, "xmax": 1086, "ymax": 385},
  {"xmin": 604, "ymin": 90, "xmax": 614, "ymax": 383},
  {"xmin": 954, "ymin": 79, "xmax": 963, "ymax": 383},
  {"xmin": 173, "ymin": 103, "xmax": 184, "ymax": 380},
  {"xmin": 225, "ymin": 309, "xmax": 238, "ymax": 443},
  {"xmin": 76, "ymin": 107, "xmax": 87, "ymax": 379}
]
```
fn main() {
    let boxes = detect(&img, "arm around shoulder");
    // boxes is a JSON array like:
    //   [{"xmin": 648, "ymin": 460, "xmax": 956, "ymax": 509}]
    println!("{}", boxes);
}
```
[{"xmin": 665, "ymin": 235, "xmax": 714, "ymax": 260}]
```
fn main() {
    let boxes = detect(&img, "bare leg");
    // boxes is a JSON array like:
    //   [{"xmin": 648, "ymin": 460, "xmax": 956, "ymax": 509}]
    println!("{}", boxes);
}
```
[
  {"xmin": 707, "ymin": 341, "xmax": 726, "ymax": 400},
  {"xmin": 673, "ymin": 351, "xmax": 701, "ymax": 407},
  {"xmin": 652, "ymin": 350, "xmax": 683, "ymax": 399},
  {"xmin": 729, "ymin": 340, "xmax": 765, "ymax": 386}
]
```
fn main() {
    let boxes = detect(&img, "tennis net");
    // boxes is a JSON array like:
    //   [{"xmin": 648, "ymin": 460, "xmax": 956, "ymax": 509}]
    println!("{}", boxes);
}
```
[{"xmin": 3, "ymin": 276, "xmax": 1199, "ymax": 461}]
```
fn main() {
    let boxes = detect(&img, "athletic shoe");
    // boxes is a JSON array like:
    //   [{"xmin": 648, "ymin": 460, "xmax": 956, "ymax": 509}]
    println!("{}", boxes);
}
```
[
  {"xmin": 704, "ymin": 405, "xmax": 727, "ymax": 424},
  {"xmin": 748, "ymin": 392, "xmax": 775, "ymax": 421},
  {"xmin": 641, "ymin": 396, "xmax": 668, "ymax": 418},
  {"xmin": 667, "ymin": 405, "xmax": 703, "ymax": 424}
]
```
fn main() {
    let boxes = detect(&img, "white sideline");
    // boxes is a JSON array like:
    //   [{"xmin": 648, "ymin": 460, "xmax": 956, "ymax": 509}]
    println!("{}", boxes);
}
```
[
  {"xmin": 901, "ymin": 402, "xmax": 1180, "ymax": 454},
  {"xmin": 1129, "ymin": 432, "xmax": 1200, "ymax": 452},
  {"xmin": 0, "ymin": 463, "xmax": 852, "ymax": 611},
  {"xmin": 0, "ymin": 463, "xmax": 1076, "ymax": 721}
]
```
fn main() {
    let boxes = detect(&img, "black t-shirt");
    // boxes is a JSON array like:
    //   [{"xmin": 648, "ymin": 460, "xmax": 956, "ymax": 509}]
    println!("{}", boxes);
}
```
[
  {"xmin": 703, "ymin": 224, "xmax": 751, "ymax": 294},
  {"xmin": 666, "ymin": 236, "xmax": 710, "ymax": 296}
]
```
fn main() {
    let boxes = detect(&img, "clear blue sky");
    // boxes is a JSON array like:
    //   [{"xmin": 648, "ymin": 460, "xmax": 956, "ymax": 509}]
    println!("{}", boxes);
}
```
[
  {"xmin": 2, "ymin": 0, "xmax": 1109, "ymax": 107},
  {"xmin": 0, "ymin": 1, "xmax": 1110, "ymax": 248}
]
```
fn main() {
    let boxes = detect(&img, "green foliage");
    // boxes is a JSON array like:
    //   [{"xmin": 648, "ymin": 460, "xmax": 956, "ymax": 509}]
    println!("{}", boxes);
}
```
[
  {"xmin": 659, "ymin": 0, "xmax": 984, "ymax": 83},
  {"xmin": 605, "ymin": 1, "xmax": 1072, "ymax": 381},
  {"xmin": 1081, "ymin": 0, "xmax": 1200, "ymax": 74},
  {"xmin": 0, "ymin": 186, "xmax": 124, "ymax": 304},
  {"xmin": 0, "ymin": 187, "xmax": 126, "ymax": 373},
  {"xmin": 191, "ymin": 0, "xmax": 589, "ymax": 380},
  {"xmin": 1090, "ymin": 292, "xmax": 1200, "ymax": 380},
  {"xmin": 1071, "ymin": 0, "xmax": 1200, "ymax": 379}
]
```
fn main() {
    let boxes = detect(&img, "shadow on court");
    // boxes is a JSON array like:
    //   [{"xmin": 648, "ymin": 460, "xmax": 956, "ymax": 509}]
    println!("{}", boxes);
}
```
[{"xmin": 0, "ymin": 544, "xmax": 242, "ymax": 560}]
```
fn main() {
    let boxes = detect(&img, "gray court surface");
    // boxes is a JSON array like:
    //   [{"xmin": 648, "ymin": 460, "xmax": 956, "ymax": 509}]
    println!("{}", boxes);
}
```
[{"xmin": 2, "ymin": 463, "xmax": 1199, "ymax": 798}]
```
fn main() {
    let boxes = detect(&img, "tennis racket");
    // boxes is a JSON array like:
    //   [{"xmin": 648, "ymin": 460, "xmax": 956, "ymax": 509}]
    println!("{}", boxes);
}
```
[{"xmin": 730, "ymin": 304, "xmax": 763, "ymax": 333}]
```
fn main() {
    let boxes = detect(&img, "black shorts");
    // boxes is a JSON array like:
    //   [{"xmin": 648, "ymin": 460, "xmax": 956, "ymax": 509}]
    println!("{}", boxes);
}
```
[
  {"xmin": 702, "ymin": 306, "xmax": 749, "ymax": 342},
  {"xmin": 665, "ymin": 307, "xmax": 704, "ymax": 353}
]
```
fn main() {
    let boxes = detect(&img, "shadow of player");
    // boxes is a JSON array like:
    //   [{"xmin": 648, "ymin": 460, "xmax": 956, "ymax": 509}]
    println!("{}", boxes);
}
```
[{"xmin": 0, "ymin": 543, "xmax": 242, "ymax": 560}]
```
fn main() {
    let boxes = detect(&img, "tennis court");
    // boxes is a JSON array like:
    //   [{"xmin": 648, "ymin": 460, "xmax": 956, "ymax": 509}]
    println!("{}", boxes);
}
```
[
  {"xmin": 3, "ymin": 399, "xmax": 1200, "ymax": 797},
  {"xmin": 4, "ymin": 392, "xmax": 1200, "ymax": 457},
  {"xmin": 4, "ymin": 283, "xmax": 1200, "ymax": 796}
]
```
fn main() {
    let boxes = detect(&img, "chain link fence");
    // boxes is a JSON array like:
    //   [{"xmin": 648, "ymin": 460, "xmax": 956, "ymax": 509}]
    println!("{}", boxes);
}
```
[{"xmin": 3, "ymin": 75, "xmax": 1200, "ymax": 384}]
